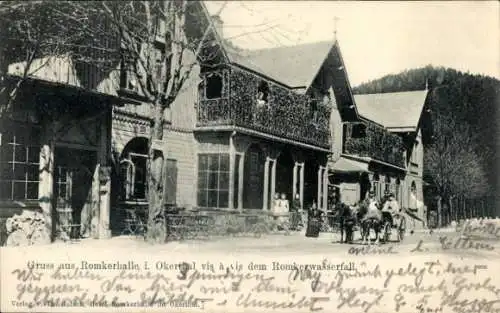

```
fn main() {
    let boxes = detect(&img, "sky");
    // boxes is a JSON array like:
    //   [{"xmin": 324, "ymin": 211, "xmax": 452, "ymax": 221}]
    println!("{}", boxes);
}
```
[{"xmin": 205, "ymin": 1, "xmax": 500, "ymax": 87}]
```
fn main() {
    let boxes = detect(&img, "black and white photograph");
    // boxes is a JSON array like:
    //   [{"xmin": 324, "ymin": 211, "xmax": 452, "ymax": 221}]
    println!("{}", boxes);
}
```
[{"xmin": 0, "ymin": 1, "xmax": 499, "ymax": 312}]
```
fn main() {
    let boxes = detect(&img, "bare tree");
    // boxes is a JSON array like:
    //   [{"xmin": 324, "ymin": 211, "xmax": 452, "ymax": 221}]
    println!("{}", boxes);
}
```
[
  {"xmin": 424, "ymin": 112, "xmax": 489, "ymax": 226},
  {"xmin": 0, "ymin": 1, "xmax": 113, "ymax": 114},
  {"xmin": 67, "ymin": 0, "xmax": 228, "ymax": 242}
]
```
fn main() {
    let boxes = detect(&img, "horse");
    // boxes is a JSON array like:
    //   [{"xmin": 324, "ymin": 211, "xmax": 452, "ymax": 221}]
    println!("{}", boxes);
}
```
[
  {"xmin": 337, "ymin": 203, "xmax": 356, "ymax": 244},
  {"xmin": 357, "ymin": 200, "xmax": 383, "ymax": 245}
]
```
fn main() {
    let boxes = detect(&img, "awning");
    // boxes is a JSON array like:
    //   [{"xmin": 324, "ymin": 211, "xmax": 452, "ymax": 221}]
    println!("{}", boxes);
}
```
[{"xmin": 330, "ymin": 157, "xmax": 370, "ymax": 173}]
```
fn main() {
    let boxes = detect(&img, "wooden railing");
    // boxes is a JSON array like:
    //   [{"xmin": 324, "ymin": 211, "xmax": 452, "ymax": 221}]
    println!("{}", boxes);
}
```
[
  {"xmin": 344, "ymin": 123, "xmax": 405, "ymax": 167},
  {"xmin": 196, "ymin": 98, "xmax": 330, "ymax": 148}
]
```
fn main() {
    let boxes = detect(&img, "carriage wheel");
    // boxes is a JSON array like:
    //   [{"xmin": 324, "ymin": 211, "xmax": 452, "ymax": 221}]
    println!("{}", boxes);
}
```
[
  {"xmin": 398, "ymin": 217, "xmax": 406, "ymax": 242},
  {"xmin": 398, "ymin": 227, "xmax": 405, "ymax": 242},
  {"xmin": 383, "ymin": 223, "xmax": 390, "ymax": 243}
]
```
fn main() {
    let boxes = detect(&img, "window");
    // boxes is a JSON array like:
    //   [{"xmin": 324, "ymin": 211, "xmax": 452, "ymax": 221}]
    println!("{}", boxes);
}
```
[
  {"xmin": 384, "ymin": 176, "xmax": 391, "ymax": 195},
  {"xmin": 120, "ymin": 50, "xmax": 139, "ymax": 93},
  {"xmin": 351, "ymin": 123, "xmax": 367, "ymax": 138},
  {"xmin": 310, "ymin": 99, "xmax": 319, "ymax": 124},
  {"xmin": 411, "ymin": 181, "xmax": 417, "ymax": 194},
  {"xmin": 205, "ymin": 73, "xmax": 223, "ymax": 99},
  {"xmin": 0, "ymin": 131, "xmax": 39, "ymax": 201},
  {"xmin": 119, "ymin": 138, "xmax": 148, "ymax": 201},
  {"xmin": 197, "ymin": 153, "xmax": 229, "ymax": 208},
  {"xmin": 257, "ymin": 81, "xmax": 269, "ymax": 106},
  {"xmin": 395, "ymin": 178, "xmax": 401, "ymax": 205},
  {"xmin": 411, "ymin": 141, "xmax": 419, "ymax": 164},
  {"xmin": 372, "ymin": 173, "xmax": 379, "ymax": 198},
  {"xmin": 164, "ymin": 159, "xmax": 177, "ymax": 206},
  {"xmin": 147, "ymin": 44, "xmax": 166, "ymax": 94}
]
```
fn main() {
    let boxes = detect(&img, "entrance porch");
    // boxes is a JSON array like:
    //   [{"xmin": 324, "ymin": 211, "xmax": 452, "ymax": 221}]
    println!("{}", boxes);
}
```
[{"xmin": 229, "ymin": 133, "xmax": 330, "ymax": 211}]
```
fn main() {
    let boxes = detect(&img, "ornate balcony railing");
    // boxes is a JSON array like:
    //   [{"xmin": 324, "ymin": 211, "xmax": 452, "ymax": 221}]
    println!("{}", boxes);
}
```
[
  {"xmin": 196, "ymin": 69, "xmax": 331, "ymax": 148},
  {"xmin": 344, "ymin": 123, "xmax": 405, "ymax": 167},
  {"xmin": 197, "ymin": 98, "xmax": 231, "ymax": 125}
]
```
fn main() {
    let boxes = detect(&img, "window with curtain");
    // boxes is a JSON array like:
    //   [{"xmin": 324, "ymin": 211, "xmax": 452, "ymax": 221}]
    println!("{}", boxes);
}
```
[
  {"xmin": 197, "ymin": 153, "xmax": 229, "ymax": 208},
  {"xmin": 119, "ymin": 153, "xmax": 148, "ymax": 201},
  {"xmin": 0, "ymin": 131, "xmax": 40, "ymax": 201}
]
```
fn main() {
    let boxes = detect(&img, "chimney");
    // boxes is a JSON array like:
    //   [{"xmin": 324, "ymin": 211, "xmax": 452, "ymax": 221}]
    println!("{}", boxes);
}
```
[{"xmin": 211, "ymin": 15, "xmax": 223, "ymax": 38}]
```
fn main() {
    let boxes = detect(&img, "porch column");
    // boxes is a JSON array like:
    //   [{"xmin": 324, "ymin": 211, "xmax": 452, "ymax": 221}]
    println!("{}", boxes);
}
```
[
  {"xmin": 98, "ymin": 118, "xmax": 111, "ymax": 239},
  {"xmin": 322, "ymin": 167, "xmax": 328, "ymax": 210},
  {"xmin": 292, "ymin": 162, "xmax": 298, "ymax": 199},
  {"xmin": 228, "ymin": 136, "xmax": 235, "ymax": 210},
  {"xmin": 263, "ymin": 157, "xmax": 270, "ymax": 210},
  {"xmin": 39, "ymin": 143, "xmax": 54, "ymax": 242},
  {"xmin": 317, "ymin": 166, "xmax": 322, "ymax": 209},
  {"xmin": 299, "ymin": 163, "xmax": 304, "ymax": 210},
  {"xmin": 271, "ymin": 159, "xmax": 276, "ymax": 205},
  {"xmin": 238, "ymin": 153, "xmax": 244, "ymax": 210}
]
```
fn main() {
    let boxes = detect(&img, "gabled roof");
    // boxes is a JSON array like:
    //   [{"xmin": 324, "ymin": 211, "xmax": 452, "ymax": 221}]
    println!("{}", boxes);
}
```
[
  {"xmin": 225, "ymin": 41, "xmax": 333, "ymax": 89},
  {"xmin": 354, "ymin": 90, "xmax": 429, "ymax": 130},
  {"xmin": 199, "ymin": 1, "xmax": 359, "ymax": 120}
]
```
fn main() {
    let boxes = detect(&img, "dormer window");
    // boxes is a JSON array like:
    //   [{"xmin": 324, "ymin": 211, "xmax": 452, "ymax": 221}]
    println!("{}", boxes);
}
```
[
  {"xmin": 351, "ymin": 123, "xmax": 366, "ymax": 138},
  {"xmin": 120, "ymin": 50, "xmax": 139, "ymax": 93},
  {"xmin": 205, "ymin": 72, "xmax": 223, "ymax": 99},
  {"xmin": 257, "ymin": 81, "xmax": 269, "ymax": 106},
  {"xmin": 310, "ymin": 99, "xmax": 319, "ymax": 124}
]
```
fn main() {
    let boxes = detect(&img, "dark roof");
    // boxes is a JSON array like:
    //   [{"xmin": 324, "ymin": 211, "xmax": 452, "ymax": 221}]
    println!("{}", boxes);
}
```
[
  {"xmin": 354, "ymin": 90, "xmax": 429, "ymax": 130},
  {"xmin": 225, "ymin": 41, "xmax": 334, "ymax": 88}
]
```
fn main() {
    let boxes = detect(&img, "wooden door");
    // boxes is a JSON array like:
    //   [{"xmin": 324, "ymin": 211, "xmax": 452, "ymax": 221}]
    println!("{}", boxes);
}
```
[{"xmin": 54, "ymin": 148, "xmax": 96, "ymax": 238}]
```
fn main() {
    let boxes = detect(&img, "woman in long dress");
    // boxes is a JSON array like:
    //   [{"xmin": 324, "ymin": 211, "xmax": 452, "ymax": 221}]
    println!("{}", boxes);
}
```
[
  {"xmin": 290, "ymin": 193, "xmax": 302, "ymax": 230},
  {"xmin": 305, "ymin": 201, "xmax": 322, "ymax": 238}
]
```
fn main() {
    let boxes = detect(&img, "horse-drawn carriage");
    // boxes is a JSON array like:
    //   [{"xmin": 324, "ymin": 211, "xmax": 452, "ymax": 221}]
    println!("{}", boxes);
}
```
[
  {"xmin": 329, "ymin": 200, "xmax": 407, "ymax": 244},
  {"xmin": 381, "ymin": 211, "xmax": 406, "ymax": 243}
]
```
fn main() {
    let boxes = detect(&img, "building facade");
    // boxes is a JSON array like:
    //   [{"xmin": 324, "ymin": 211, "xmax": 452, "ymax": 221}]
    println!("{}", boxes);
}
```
[
  {"xmin": 0, "ymin": 1, "xmax": 431, "ymax": 243},
  {"xmin": 329, "ymin": 89, "xmax": 431, "ymax": 226}
]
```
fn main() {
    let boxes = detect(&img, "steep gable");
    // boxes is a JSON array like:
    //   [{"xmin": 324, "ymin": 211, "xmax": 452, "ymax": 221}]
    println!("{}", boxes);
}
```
[{"xmin": 354, "ymin": 90, "xmax": 429, "ymax": 130}]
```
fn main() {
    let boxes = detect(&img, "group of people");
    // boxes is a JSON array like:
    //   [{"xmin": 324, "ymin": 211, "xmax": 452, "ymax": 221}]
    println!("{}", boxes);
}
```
[
  {"xmin": 362, "ymin": 190, "xmax": 402, "ymax": 227},
  {"xmin": 271, "ymin": 193, "xmax": 304, "ymax": 230},
  {"xmin": 267, "ymin": 187, "xmax": 427, "ymax": 242},
  {"xmin": 268, "ymin": 191, "xmax": 335, "ymax": 238}
]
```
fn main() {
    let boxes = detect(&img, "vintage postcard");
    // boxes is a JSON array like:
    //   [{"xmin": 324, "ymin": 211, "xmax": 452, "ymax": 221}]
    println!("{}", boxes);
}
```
[{"xmin": 0, "ymin": 1, "xmax": 499, "ymax": 312}]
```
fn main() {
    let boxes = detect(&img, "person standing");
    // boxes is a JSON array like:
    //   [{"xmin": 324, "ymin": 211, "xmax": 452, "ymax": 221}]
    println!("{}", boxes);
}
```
[
  {"xmin": 290, "ymin": 193, "xmax": 302, "ymax": 230},
  {"xmin": 305, "ymin": 201, "xmax": 322, "ymax": 238},
  {"xmin": 278, "ymin": 193, "xmax": 289, "ymax": 224}
]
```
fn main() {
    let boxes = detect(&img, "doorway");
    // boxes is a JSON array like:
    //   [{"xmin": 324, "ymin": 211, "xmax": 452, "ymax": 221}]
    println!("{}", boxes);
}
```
[
  {"xmin": 53, "ymin": 147, "xmax": 97, "ymax": 239},
  {"xmin": 243, "ymin": 144, "xmax": 265, "ymax": 209},
  {"xmin": 275, "ymin": 148, "xmax": 294, "ymax": 201}
]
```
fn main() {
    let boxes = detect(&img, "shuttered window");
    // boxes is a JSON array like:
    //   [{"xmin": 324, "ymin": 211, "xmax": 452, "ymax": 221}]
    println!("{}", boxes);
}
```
[{"xmin": 164, "ymin": 159, "xmax": 177, "ymax": 206}]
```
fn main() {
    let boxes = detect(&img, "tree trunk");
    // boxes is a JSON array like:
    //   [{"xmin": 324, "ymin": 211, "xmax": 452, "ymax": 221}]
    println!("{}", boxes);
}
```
[{"xmin": 146, "ymin": 100, "xmax": 165, "ymax": 243}]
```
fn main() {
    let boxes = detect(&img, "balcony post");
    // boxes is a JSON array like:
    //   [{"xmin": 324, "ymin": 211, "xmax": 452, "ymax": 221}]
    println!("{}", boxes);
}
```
[
  {"xmin": 238, "ymin": 153, "xmax": 244, "ymax": 210},
  {"xmin": 322, "ymin": 167, "xmax": 329, "ymax": 211},
  {"xmin": 271, "ymin": 159, "xmax": 276, "ymax": 208},
  {"xmin": 228, "ymin": 135, "xmax": 235, "ymax": 210},
  {"xmin": 292, "ymin": 162, "xmax": 298, "ymax": 199},
  {"xmin": 263, "ymin": 157, "xmax": 270, "ymax": 210},
  {"xmin": 299, "ymin": 163, "xmax": 304, "ymax": 210},
  {"xmin": 317, "ymin": 166, "xmax": 323, "ymax": 210}
]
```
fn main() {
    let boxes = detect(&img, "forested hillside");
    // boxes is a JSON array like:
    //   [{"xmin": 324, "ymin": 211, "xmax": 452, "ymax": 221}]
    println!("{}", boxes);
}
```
[{"xmin": 353, "ymin": 65, "xmax": 500, "ymax": 212}]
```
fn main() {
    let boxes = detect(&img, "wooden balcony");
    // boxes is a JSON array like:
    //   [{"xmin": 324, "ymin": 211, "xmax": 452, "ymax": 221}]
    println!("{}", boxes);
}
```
[
  {"xmin": 196, "ymin": 97, "xmax": 330, "ymax": 148},
  {"xmin": 344, "ymin": 123, "xmax": 405, "ymax": 167},
  {"xmin": 196, "ymin": 68, "xmax": 331, "ymax": 148}
]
